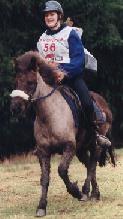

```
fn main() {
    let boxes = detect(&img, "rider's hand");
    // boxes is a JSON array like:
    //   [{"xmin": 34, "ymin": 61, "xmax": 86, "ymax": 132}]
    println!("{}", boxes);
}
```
[
  {"xmin": 54, "ymin": 71, "xmax": 65, "ymax": 83},
  {"xmin": 48, "ymin": 61, "xmax": 58, "ymax": 68},
  {"xmin": 48, "ymin": 62, "xmax": 65, "ymax": 83}
]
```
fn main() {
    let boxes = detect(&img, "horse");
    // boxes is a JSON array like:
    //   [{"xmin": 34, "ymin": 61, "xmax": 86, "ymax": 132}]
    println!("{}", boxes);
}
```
[{"xmin": 10, "ymin": 51, "xmax": 115, "ymax": 217}]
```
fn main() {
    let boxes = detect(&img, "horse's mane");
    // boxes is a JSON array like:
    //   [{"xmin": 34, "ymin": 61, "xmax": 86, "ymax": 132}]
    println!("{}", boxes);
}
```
[{"xmin": 14, "ymin": 51, "xmax": 65, "ymax": 86}]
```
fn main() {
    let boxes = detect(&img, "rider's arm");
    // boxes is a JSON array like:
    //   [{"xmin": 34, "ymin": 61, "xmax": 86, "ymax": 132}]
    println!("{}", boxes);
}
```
[{"xmin": 59, "ymin": 30, "xmax": 85, "ymax": 78}]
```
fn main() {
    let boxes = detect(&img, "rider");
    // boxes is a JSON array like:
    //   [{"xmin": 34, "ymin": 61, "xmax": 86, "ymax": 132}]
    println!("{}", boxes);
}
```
[{"xmin": 37, "ymin": 0, "xmax": 111, "ymax": 147}]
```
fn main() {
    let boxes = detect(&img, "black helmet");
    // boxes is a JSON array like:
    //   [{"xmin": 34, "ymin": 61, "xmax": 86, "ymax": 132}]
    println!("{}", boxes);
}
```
[{"xmin": 43, "ymin": 1, "xmax": 63, "ymax": 14}]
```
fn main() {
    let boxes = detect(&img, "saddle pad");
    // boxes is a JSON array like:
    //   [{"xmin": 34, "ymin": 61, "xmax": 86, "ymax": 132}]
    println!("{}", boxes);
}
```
[{"xmin": 59, "ymin": 86, "xmax": 82, "ymax": 128}]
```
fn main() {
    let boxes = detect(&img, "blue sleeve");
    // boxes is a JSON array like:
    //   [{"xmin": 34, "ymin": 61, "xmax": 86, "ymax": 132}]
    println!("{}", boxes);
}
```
[{"xmin": 59, "ymin": 30, "xmax": 85, "ymax": 78}]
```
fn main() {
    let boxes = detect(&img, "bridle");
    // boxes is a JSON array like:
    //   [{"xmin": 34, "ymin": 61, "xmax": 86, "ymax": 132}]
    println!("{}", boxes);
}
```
[{"xmin": 10, "ymin": 84, "xmax": 59, "ymax": 103}]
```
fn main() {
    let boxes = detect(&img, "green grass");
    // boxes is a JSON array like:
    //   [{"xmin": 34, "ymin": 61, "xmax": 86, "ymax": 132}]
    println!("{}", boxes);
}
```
[{"xmin": 0, "ymin": 150, "xmax": 123, "ymax": 219}]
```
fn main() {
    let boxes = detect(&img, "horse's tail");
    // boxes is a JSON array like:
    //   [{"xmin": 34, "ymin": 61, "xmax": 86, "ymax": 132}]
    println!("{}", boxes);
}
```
[
  {"xmin": 107, "ymin": 141, "xmax": 116, "ymax": 167},
  {"xmin": 98, "ymin": 144, "xmax": 115, "ymax": 167},
  {"xmin": 98, "ymin": 129, "xmax": 116, "ymax": 167}
]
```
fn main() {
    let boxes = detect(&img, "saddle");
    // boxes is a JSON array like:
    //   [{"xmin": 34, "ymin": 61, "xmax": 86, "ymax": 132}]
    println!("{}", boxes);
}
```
[{"xmin": 58, "ymin": 85, "xmax": 106, "ymax": 128}]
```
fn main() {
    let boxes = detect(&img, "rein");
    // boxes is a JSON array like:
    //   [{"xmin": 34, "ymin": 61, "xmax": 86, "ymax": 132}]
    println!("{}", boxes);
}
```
[{"xmin": 30, "ymin": 84, "xmax": 58, "ymax": 102}]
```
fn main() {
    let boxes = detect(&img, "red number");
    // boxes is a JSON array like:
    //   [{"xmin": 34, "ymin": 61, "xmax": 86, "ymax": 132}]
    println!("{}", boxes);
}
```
[
  {"xmin": 50, "ymin": 43, "xmax": 55, "ymax": 52},
  {"xmin": 44, "ymin": 43, "xmax": 56, "ymax": 52},
  {"xmin": 44, "ymin": 43, "xmax": 48, "ymax": 52}
]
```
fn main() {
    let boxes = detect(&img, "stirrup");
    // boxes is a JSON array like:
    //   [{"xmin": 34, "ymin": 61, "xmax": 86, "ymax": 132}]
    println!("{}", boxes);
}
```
[{"xmin": 96, "ymin": 134, "xmax": 111, "ymax": 147}]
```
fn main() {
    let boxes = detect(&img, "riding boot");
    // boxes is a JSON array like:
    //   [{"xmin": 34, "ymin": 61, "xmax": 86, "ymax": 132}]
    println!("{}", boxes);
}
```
[{"xmin": 89, "ymin": 114, "xmax": 111, "ymax": 148}]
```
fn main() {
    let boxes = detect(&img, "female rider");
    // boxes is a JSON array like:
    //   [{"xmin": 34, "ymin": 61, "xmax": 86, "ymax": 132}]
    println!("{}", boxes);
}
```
[{"xmin": 37, "ymin": 0, "xmax": 111, "ymax": 147}]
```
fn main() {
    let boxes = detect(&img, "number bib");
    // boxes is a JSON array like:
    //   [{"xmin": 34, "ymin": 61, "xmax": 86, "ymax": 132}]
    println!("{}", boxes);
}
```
[{"xmin": 37, "ymin": 26, "xmax": 72, "ymax": 63}]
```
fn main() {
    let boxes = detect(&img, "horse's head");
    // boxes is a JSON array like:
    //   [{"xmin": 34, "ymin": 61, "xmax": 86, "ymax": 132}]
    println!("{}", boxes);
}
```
[
  {"xmin": 10, "ymin": 51, "xmax": 41, "ymax": 116},
  {"xmin": 10, "ymin": 51, "xmax": 63, "ymax": 116}
]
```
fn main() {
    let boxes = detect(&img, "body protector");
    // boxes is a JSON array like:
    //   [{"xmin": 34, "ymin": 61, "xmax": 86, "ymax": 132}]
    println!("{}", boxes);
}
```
[{"xmin": 37, "ymin": 26, "xmax": 72, "ymax": 63}]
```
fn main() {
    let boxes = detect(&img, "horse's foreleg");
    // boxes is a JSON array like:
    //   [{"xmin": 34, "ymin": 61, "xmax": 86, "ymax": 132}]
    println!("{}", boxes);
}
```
[
  {"xmin": 58, "ymin": 142, "xmax": 81, "ymax": 199},
  {"xmin": 36, "ymin": 152, "xmax": 51, "ymax": 217}
]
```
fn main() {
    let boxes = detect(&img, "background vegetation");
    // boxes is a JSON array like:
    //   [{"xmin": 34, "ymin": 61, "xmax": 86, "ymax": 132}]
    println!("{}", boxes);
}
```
[{"xmin": 0, "ymin": 0, "xmax": 123, "ymax": 158}]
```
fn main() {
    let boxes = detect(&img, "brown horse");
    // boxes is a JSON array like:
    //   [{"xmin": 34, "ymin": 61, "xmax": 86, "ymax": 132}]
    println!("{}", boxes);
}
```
[{"xmin": 10, "ymin": 51, "xmax": 115, "ymax": 217}]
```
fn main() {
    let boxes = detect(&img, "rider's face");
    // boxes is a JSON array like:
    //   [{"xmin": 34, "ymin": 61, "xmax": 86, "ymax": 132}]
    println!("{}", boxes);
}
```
[{"xmin": 44, "ymin": 11, "xmax": 60, "ymax": 30}]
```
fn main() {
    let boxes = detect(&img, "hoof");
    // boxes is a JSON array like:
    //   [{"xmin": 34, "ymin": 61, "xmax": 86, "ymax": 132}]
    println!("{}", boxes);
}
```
[
  {"xmin": 90, "ymin": 194, "xmax": 100, "ymax": 201},
  {"xmin": 90, "ymin": 196, "xmax": 99, "ymax": 201},
  {"xmin": 36, "ymin": 209, "xmax": 46, "ymax": 217},
  {"xmin": 79, "ymin": 193, "xmax": 89, "ymax": 202}
]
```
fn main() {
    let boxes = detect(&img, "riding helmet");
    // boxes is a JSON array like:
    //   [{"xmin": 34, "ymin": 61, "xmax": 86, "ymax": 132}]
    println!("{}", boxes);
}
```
[{"xmin": 42, "ymin": 1, "xmax": 63, "ymax": 14}]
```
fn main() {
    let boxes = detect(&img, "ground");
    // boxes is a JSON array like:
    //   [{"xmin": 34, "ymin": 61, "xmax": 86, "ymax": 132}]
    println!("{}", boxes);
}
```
[{"xmin": 0, "ymin": 149, "xmax": 123, "ymax": 219}]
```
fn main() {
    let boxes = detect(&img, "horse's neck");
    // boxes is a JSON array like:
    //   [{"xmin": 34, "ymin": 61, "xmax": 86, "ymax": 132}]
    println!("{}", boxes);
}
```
[
  {"xmin": 33, "ymin": 73, "xmax": 60, "ymax": 113},
  {"xmin": 33, "ymin": 73, "xmax": 52, "ymax": 98},
  {"xmin": 33, "ymin": 73, "xmax": 64, "ymax": 119}
]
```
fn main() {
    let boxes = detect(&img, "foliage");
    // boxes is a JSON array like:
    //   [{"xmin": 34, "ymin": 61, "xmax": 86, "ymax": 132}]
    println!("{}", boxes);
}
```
[{"xmin": 0, "ymin": 57, "xmax": 35, "ymax": 159}]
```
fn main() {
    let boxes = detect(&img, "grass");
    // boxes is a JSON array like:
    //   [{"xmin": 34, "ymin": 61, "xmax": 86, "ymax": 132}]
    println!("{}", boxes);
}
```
[{"xmin": 0, "ymin": 149, "xmax": 123, "ymax": 219}]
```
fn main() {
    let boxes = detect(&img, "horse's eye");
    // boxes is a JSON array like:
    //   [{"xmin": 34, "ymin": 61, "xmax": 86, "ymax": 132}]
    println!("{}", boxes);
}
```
[{"xmin": 27, "ymin": 81, "xmax": 37, "ymax": 92}]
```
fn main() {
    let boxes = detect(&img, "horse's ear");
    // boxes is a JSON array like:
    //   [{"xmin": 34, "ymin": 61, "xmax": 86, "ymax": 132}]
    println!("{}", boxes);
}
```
[
  {"xmin": 13, "ymin": 57, "xmax": 17, "ymax": 67},
  {"xmin": 28, "ymin": 56, "xmax": 38, "ymax": 71},
  {"xmin": 13, "ymin": 57, "xmax": 19, "ymax": 72}
]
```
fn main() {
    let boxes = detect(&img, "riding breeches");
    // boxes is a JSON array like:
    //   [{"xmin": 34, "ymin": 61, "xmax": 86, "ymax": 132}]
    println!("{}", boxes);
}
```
[{"xmin": 63, "ymin": 75, "xmax": 94, "ymax": 122}]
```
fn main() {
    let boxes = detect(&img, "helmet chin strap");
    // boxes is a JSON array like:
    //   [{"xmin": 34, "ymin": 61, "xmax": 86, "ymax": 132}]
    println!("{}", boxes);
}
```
[{"xmin": 49, "ymin": 21, "xmax": 60, "ymax": 30}]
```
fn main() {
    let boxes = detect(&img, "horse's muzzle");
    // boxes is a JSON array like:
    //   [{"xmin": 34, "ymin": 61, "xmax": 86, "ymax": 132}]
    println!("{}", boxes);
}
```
[{"xmin": 10, "ymin": 97, "xmax": 26, "ymax": 117}]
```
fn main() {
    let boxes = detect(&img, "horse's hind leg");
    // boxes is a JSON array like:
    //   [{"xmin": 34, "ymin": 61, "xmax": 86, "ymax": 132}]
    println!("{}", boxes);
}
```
[
  {"xmin": 58, "ymin": 142, "xmax": 82, "ymax": 199},
  {"xmin": 90, "ymin": 170, "xmax": 100, "ymax": 200},
  {"xmin": 76, "ymin": 150, "xmax": 90, "ymax": 201},
  {"xmin": 80, "ymin": 163, "xmax": 91, "ymax": 201},
  {"xmin": 36, "ymin": 151, "xmax": 51, "ymax": 217},
  {"xmin": 80, "ymin": 151, "xmax": 98, "ymax": 201}
]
